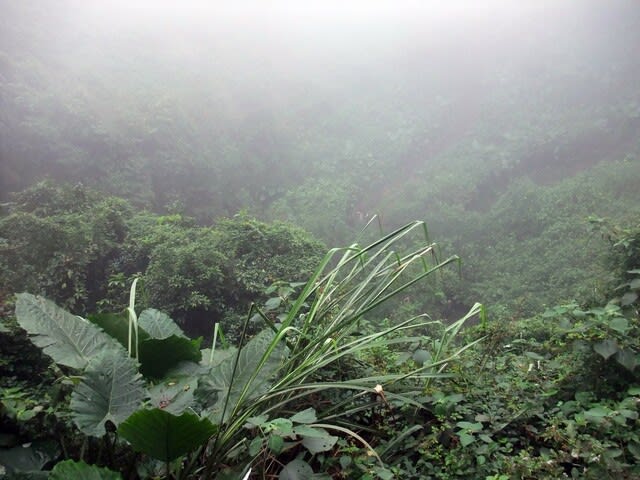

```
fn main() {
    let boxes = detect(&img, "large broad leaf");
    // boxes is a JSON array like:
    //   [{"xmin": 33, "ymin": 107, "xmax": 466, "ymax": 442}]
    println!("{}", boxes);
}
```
[
  {"xmin": 202, "ymin": 329, "xmax": 287, "ymax": 423},
  {"xmin": 148, "ymin": 376, "xmax": 197, "ymax": 414},
  {"xmin": 0, "ymin": 440, "xmax": 58, "ymax": 474},
  {"xmin": 89, "ymin": 311, "xmax": 200, "ymax": 378},
  {"xmin": 49, "ymin": 460, "xmax": 122, "ymax": 480},
  {"xmin": 70, "ymin": 348, "xmax": 146, "ymax": 437},
  {"xmin": 138, "ymin": 309, "xmax": 185, "ymax": 339},
  {"xmin": 118, "ymin": 408, "xmax": 217, "ymax": 462},
  {"xmin": 88, "ymin": 312, "xmax": 150, "ymax": 348},
  {"xmin": 138, "ymin": 336, "xmax": 202, "ymax": 378},
  {"xmin": 14, "ymin": 293, "xmax": 120, "ymax": 370}
]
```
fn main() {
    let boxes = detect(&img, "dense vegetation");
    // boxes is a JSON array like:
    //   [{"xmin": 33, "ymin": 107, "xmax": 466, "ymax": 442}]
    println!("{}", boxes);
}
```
[
  {"xmin": 2, "ymin": 1, "xmax": 640, "ymax": 478},
  {"xmin": 1, "ymin": 186, "xmax": 638, "ymax": 478}
]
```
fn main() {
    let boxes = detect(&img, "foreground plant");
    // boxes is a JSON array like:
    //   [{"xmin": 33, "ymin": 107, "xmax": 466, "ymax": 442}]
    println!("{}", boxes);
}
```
[{"xmin": 9, "ymin": 220, "xmax": 483, "ymax": 479}]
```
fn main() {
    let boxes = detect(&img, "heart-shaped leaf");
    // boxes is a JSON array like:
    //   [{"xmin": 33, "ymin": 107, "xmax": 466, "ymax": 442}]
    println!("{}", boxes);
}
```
[
  {"xmin": 279, "ymin": 459, "xmax": 313, "ymax": 480},
  {"xmin": 70, "ymin": 348, "xmax": 146, "ymax": 437},
  {"xmin": 593, "ymin": 339, "xmax": 619, "ymax": 360},
  {"xmin": 119, "ymin": 409, "xmax": 217, "ymax": 462}
]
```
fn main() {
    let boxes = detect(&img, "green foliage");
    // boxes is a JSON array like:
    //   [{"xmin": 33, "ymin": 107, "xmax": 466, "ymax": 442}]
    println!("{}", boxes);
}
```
[
  {"xmin": 1, "ymin": 183, "xmax": 324, "ymax": 338},
  {"xmin": 4, "ymin": 222, "xmax": 482, "ymax": 479},
  {"xmin": 14, "ymin": 293, "xmax": 122, "ymax": 370},
  {"xmin": 191, "ymin": 221, "xmax": 482, "ymax": 478},
  {"xmin": 346, "ymin": 222, "xmax": 640, "ymax": 479},
  {"xmin": 69, "ymin": 348, "xmax": 145, "ymax": 437},
  {"xmin": 137, "ymin": 308, "xmax": 186, "ymax": 339},
  {"xmin": 1, "ymin": 182, "xmax": 134, "ymax": 311},
  {"xmin": 49, "ymin": 460, "xmax": 122, "ymax": 480},
  {"xmin": 137, "ymin": 335, "xmax": 202, "ymax": 379},
  {"xmin": 200, "ymin": 329, "xmax": 287, "ymax": 424},
  {"xmin": 118, "ymin": 409, "xmax": 217, "ymax": 463},
  {"xmin": 0, "ymin": 440, "xmax": 59, "ymax": 477},
  {"xmin": 140, "ymin": 225, "xmax": 227, "ymax": 322}
]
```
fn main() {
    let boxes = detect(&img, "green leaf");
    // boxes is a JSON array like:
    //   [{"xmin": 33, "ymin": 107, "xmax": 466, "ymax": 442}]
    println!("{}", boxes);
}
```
[
  {"xmin": 269, "ymin": 418, "xmax": 294, "ymax": 436},
  {"xmin": 245, "ymin": 415, "xmax": 269, "ymax": 428},
  {"xmin": 628, "ymin": 442, "xmax": 640, "ymax": 460},
  {"xmin": 609, "ymin": 317, "xmax": 630, "ymax": 333},
  {"xmin": 138, "ymin": 309, "xmax": 185, "ymax": 339},
  {"xmin": 584, "ymin": 406, "xmax": 611, "ymax": 418},
  {"xmin": 118, "ymin": 409, "xmax": 217, "ymax": 462},
  {"xmin": 412, "ymin": 349, "xmax": 431, "ymax": 365},
  {"xmin": 265, "ymin": 297, "xmax": 282, "ymax": 311},
  {"xmin": 459, "ymin": 432, "xmax": 475, "ymax": 447},
  {"xmin": 301, "ymin": 431, "xmax": 338, "ymax": 454},
  {"xmin": 456, "ymin": 421, "xmax": 483, "ymax": 432},
  {"xmin": 615, "ymin": 349, "xmax": 639, "ymax": 371},
  {"xmin": 203, "ymin": 329, "xmax": 287, "ymax": 423},
  {"xmin": 339, "ymin": 456, "xmax": 352, "ymax": 469},
  {"xmin": 524, "ymin": 351, "xmax": 544, "ymax": 360},
  {"xmin": 148, "ymin": 376, "xmax": 197, "ymax": 414},
  {"xmin": 293, "ymin": 425, "xmax": 329, "ymax": 438},
  {"xmin": 15, "ymin": 293, "xmax": 120, "ymax": 369},
  {"xmin": 619, "ymin": 409, "xmax": 638, "ymax": 420},
  {"xmin": 479, "ymin": 434, "xmax": 494, "ymax": 443},
  {"xmin": 621, "ymin": 292, "xmax": 638, "ymax": 306},
  {"xmin": 138, "ymin": 336, "xmax": 202, "ymax": 378},
  {"xmin": 249, "ymin": 437, "xmax": 263, "ymax": 456},
  {"xmin": 0, "ymin": 440, "xmax": 58, "ymax": 474},
  {"xmin": 49, "ymin": 460, "xmax": 122, "ymax": 480},
  {"xmin": 290, "ymin": 408, "xmax": 317, "ymax": 424},
  {"xmin": 70, "ymin": 348, "xmax": 146, "ymax": 437},
  {"xmin": 374, "ymin": 467, "xmax": 394, "ymax": 480},
  {"xmin": 88, "ymin": 312, "xmax": 149, "ymax": 349},
  {"xmin": 279, "ymin": 459, "xmax": 314, "ymax": 480},
  {"xmin": 268, "ymin": 434, "xmax": 284, "ymax": 454},
  {"xmin": 593, "ymin": 339, "xmax": 619, "ymax": 360},
  {"xmin": 603, "ymin": 448, "xmax": 623, "ymax": 459}
]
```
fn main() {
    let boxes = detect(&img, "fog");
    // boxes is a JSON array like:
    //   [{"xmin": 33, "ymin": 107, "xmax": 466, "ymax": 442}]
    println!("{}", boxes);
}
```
[{"xmin": 1, "ymin": 0, "xmax": 639, "ymax": 231}]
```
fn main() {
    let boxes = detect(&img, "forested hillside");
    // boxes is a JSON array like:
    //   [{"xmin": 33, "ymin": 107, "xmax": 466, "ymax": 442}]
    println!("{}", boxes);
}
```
[
  {"xmin": 1, "ymin": 1, "xmax": 639, "ymax": 479},
  {"xmin": 2, "ymin": 1, "xmax": 640, "ymax": 317}
]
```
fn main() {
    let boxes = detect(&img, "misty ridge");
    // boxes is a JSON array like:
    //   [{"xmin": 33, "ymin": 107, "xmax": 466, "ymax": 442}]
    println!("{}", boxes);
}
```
[
  {"xmin": 2, "ymin": 0, "xmax": 639, "ymax": 311},
  {"xmin": 1, "ymin": 2, "xmax": 640, "ymax": 478}
]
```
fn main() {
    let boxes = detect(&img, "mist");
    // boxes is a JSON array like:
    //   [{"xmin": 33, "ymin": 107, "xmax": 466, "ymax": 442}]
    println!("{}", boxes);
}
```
[
  {"xmin": 2, "ymin": 4, "xmax": 640, "ymax": 475},
  {"xmin": 1, "ymin": 0, "xmax": 640, "ymax": 314}
]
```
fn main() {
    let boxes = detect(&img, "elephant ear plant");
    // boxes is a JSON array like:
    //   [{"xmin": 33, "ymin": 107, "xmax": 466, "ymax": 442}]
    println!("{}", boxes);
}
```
[{"xmin": 11, "ymin": 220, "xmax": 484, "ymax": 479}]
